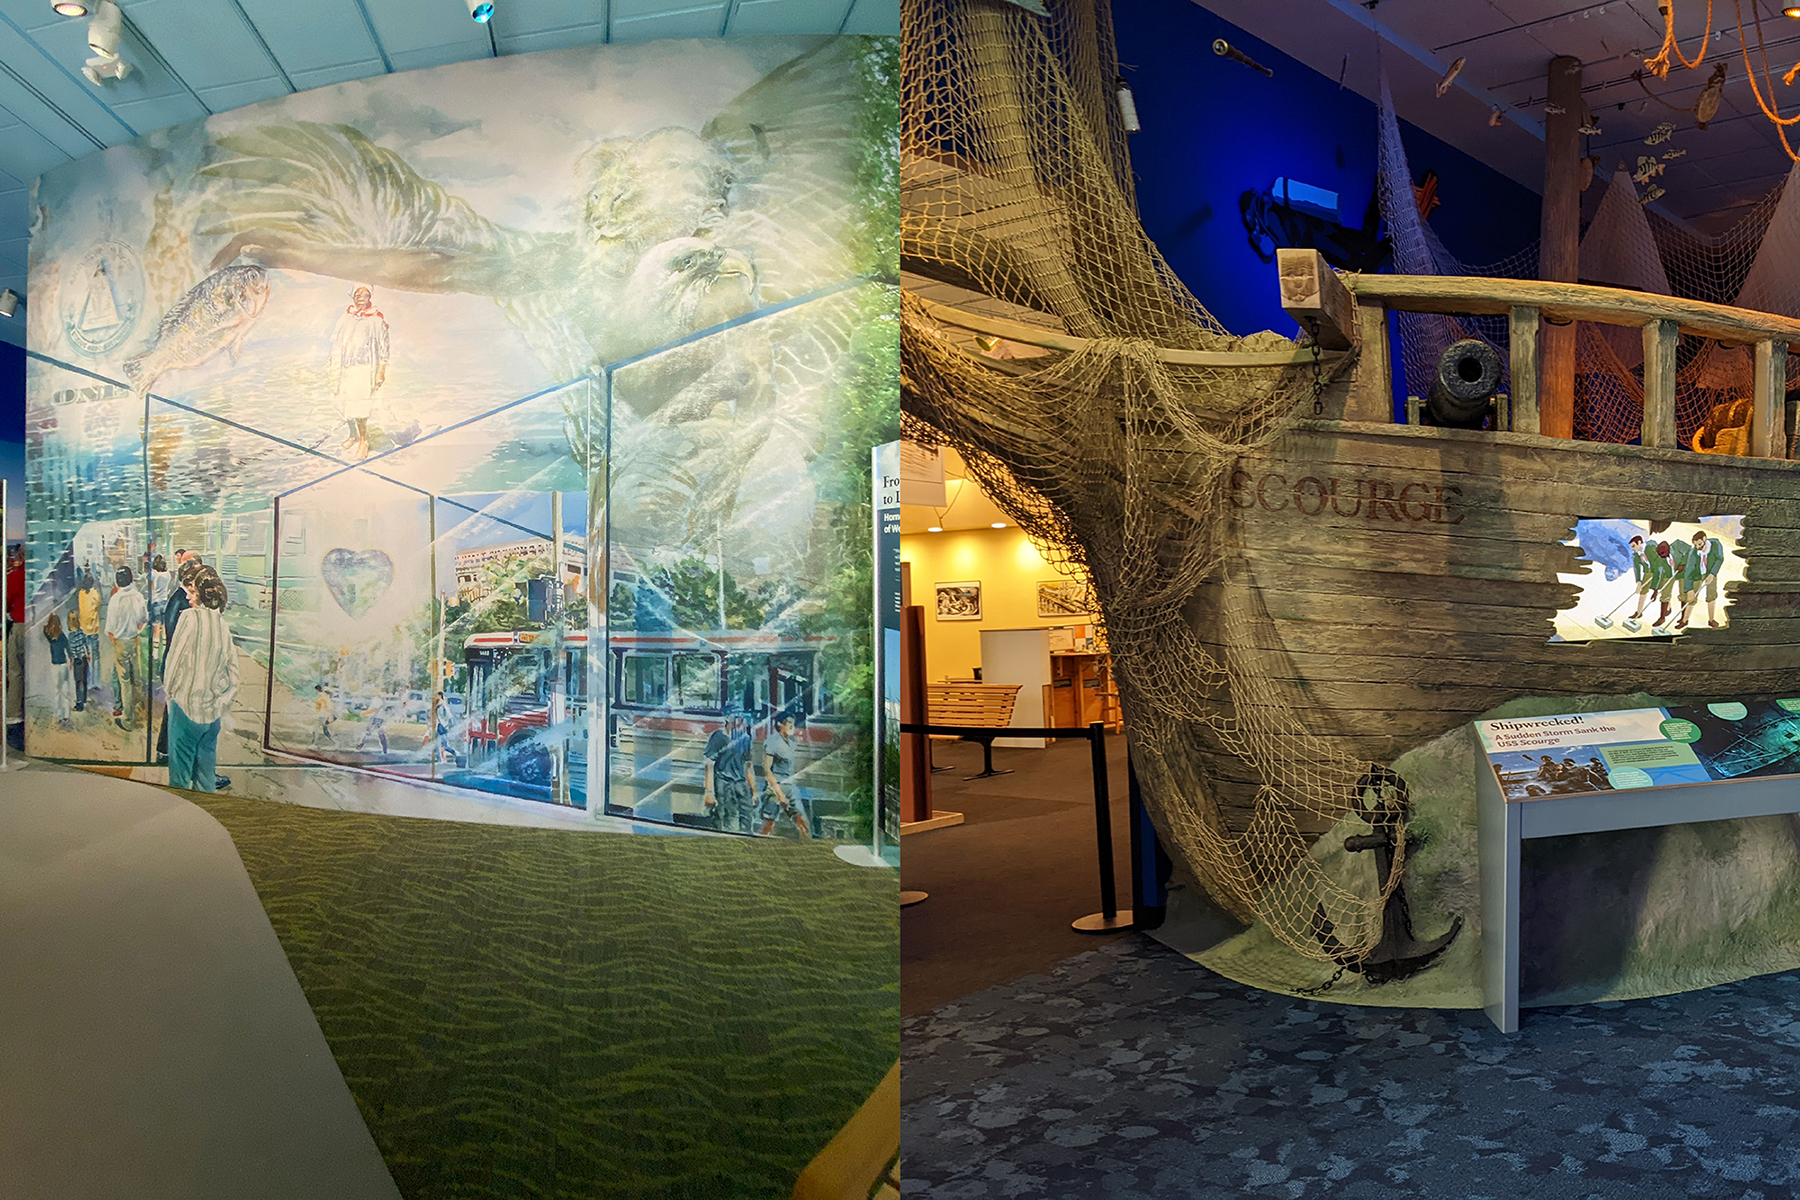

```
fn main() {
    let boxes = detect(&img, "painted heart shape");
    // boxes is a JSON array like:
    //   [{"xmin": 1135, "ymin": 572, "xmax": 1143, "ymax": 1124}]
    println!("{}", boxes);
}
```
[{"xmin": 321, "ymin": 548, "xmax": 394, "ymax": 619}]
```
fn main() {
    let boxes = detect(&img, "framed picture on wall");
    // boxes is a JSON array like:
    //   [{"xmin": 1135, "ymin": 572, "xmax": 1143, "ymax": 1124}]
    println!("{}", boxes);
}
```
[
  {"xmin": 935, "ymin": 580, "xmax": 982, "ymax": 621},
  {"xmin": 1037, "ymin": 579, "xmax": 1092, "ymax": 619}
]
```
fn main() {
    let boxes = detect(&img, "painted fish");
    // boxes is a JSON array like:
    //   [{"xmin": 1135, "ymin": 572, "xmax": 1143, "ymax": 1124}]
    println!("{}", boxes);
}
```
[{"xmin": 122, "ymin": 264, "xmax": 270, "ymax": 398}]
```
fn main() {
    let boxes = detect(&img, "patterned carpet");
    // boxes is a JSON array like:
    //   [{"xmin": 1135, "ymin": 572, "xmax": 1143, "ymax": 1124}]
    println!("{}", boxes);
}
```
[
  {"xmin": 183, "ymin": 790, "xmax": 898, "ymax": 1200},
  {"xmin": 903, "ymin": 937, "xmax": 1800, "ymax": 1199}
]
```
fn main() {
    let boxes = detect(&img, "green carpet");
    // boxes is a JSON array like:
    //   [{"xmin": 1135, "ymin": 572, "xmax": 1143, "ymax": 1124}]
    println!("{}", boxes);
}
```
[{"xmin": 181, "ymin": 791, "xmax": 898, "ymax": 1200}]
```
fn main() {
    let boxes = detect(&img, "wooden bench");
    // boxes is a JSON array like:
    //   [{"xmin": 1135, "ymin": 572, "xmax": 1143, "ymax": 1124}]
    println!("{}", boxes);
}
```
[{"xmin": 927, "ymin": 682, "xmax": 1022, "ymax": 780}]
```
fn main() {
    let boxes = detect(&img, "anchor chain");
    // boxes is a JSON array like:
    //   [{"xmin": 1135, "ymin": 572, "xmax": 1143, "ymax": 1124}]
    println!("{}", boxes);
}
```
[{"xmin": 1306, "ymin": 317, "xmax": 1325, "ymax": 415}]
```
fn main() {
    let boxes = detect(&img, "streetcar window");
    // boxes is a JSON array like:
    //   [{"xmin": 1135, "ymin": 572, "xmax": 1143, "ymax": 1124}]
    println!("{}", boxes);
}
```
[
  {"xmin": 621, "ymin": 653, "xmax": 668, "ymax": 706},
  {"xmin": 672, "ymin": 653, "xmax": 720, "ymax": 711},
  {"xmin": 727, "ymin": 657, "xmax": 764, "ymax": 714}
]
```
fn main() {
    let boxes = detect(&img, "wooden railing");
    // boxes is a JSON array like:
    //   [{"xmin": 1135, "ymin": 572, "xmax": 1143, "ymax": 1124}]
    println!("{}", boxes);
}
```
[{"xmin": 1278, "ymin": 247, "xmax": 1800, "ymax": 457}]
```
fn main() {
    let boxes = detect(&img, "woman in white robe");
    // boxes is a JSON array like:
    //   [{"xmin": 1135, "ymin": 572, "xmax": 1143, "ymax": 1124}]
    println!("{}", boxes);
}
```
[{"xmin": 328, "ymin": 283, "xmax": 390, "ymax": 460}]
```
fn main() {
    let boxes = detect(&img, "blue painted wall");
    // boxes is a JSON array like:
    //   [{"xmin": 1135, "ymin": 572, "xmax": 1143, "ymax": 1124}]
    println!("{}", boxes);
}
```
[{"xmin": 1114, "ymin": 1, "xmax": 1543, "ymax": 339}]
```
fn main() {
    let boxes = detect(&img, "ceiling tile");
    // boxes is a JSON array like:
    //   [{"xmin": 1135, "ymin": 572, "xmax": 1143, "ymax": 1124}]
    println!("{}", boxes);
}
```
[
  {"xmin": 611, "ymin": 2, "xmax": 725, "ymax": 42},
  {"xmin": 494, "ymin": 20, "xmax": 608, "ymax": 54},
  {"xmin": 108, "ymin": 92, "xmax": 209, "ymax": 130},
  {"xmin": 196, "ymin": 77, "xmax": 289, "ymax": 112},
  {"xmin": 287, "ymin": 59, "xmax": 386, "ymax": 91},
  {"xmin": 361, "ymin": 0, "xmax": 490, "ymax": 58},
  {"xmin": 837, "ymin": 0, "xmax": 894, "ymax": 35},
  {"xmin": 487, "ymin": 0, "xmax": 607, "ymax": 33},
  {"xmin": 726, "ymin": 0, "xmax": 846, "ymax": 36},
  {"xmin": 0, "ymin": 188, "xmax": 23, "ymax": 226},
  {"xmin": 388, "ymin": 43, "xmax": 491, "ymax": 73},
  {"xmin": 0, "ymin": 121, "xmax": 73, "ymax": 184},
  {"xmin": 120, "ymin": 0, "xmax": 287, "ymax": 90},
  {"xmin": 232, "ymin": 0, "xmax": 381, "ymax": 76}
]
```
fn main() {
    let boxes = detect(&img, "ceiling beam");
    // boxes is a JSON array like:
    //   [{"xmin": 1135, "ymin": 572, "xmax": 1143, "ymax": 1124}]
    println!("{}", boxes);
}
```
[
  {"xmin": 223, "ymin": 0, "xmax": 296, "ymax": 93},
  {"xmin": 349, "ymin": 0, "xmax": 394, "ymax": 74},
  {"xmin": 1309, "ymin": 0, "xmax": 1546, "ymax": 142}
]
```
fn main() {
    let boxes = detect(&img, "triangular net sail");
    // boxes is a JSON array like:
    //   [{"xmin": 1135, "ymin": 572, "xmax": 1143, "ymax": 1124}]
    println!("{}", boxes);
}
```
[{"xmin": 902, "ymin": 0, "xmax": 1405, "ymax": 960}]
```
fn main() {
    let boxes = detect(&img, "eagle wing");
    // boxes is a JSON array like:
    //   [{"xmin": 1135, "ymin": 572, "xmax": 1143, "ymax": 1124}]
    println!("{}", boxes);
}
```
[{"xmin": 197, "ymin": 121, "xmax": 564, "ymax": 294}]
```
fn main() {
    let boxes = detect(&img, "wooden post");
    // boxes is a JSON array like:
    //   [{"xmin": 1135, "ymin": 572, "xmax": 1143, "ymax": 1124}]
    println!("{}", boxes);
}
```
[
  {"xmin": 899, "ymin": 604, "xmax": 931, "ymax": 825},
  {"xmin": 1642, "ymin": 319, "xmax": 1679, "ymax": 448},
  {"xmin": 1346, "ymin": 301, "xmax": 1392, "ymax": 422},
  {"xmin": 1538, "ymin": 55, "xmax": 1583, "ymax": 438},
  {"xmin": 1508, "ymin": 305, "xmax": 1540, "ymax": 434},
  {"xmin": 1277, "ymin": 248, "xmax": 1357, "ymax": 350},
  {"xmin": 1753, "ymin": 339, "xmax": 1788, "ymax": 458}
]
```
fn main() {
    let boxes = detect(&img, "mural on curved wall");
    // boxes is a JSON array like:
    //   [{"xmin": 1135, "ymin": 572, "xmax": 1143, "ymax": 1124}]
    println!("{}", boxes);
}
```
[{"xmin": 23, "ymin": 35, "xmax": 899, "ymax": 837}]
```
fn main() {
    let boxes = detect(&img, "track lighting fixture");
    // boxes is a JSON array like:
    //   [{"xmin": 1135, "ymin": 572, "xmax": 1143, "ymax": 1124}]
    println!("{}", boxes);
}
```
[
  {"xmin": 0, "ymin": 289, "xmax": 18, "ymax": 319},
  {"xmin": 81, "ymin": 0, "xmax": 130, "ymax": 85},
  {"xmin": 467, "ymin": 0, "xmax": 494, "ymax": 22},
  {"xmin": 87, "ymin": 0, "xmax": 120, "ymax": 55},
  {"xmin": 52, "ymin": 2, "xmax": 89, "ymax": 16}
]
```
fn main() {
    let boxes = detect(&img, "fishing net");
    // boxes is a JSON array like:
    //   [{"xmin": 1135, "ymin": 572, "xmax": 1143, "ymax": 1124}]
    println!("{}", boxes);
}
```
[
  {"xmin": 1376, "ymin": 73, "xmax": 1800, "ymax": 452},
  {"xmin": 900, "ymin": 0, "xmax": 1406, "ymax": 958}
]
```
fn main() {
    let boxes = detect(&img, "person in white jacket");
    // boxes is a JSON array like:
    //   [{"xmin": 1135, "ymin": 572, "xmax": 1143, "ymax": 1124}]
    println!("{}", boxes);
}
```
[{"xmin": 163, "ymin": 567, "xmax": 239, "ymax": 792}]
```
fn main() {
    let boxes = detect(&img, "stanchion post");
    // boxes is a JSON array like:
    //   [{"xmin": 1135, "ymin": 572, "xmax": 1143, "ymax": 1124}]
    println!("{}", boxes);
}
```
[{"xmin": 1073, "ymin": 720, "xmax": 1132, "ymax": 933}]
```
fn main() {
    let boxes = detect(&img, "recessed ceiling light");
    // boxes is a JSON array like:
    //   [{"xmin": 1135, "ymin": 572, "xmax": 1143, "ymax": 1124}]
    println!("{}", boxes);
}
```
[
  {"xmin": 927, "ymin": 526, "xmax": 943, "ymax": 533},
  {"xmin": 1788, "ymin": 4, "xmax": 1800, "ymax": 15},
  {"xmin": 991, "ymin": 522, "xmax": 1007, "ymax": 529},
  {"xmin": 52, "ymin": 2, "xmax": 89, "ymax": 16}
]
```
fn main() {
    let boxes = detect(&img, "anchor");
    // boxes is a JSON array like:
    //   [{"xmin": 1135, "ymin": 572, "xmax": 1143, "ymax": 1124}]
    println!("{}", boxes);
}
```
[{"xmin": 1312, "ymin": 765, "xmax": 1462, "ymax": 984}]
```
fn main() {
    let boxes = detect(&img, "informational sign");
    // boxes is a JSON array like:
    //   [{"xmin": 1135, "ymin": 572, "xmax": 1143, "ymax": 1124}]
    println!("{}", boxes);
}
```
[
  {"xmin": 1475, "ymin": 698, "xmax": 1800, "ymax": 800},
  {"xmin": 875, "ymin": 441, "xmax": 902, "ymax": 850}
]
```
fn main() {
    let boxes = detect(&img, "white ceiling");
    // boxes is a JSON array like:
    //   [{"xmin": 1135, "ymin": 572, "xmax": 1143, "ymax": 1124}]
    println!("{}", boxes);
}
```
[
  {"xmin": 0, "ymin": 0, "xmax": 897, "ymax": 346},
  {"xmin": 1199, "ymin": 0, "xmax": 1800, "ymax": 238}
]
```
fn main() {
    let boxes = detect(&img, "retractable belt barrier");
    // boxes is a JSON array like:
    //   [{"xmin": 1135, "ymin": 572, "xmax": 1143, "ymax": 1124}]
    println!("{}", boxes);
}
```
[{"xmin": 899, "ymin": 720, "xmax": 1134, "ymax": 933}]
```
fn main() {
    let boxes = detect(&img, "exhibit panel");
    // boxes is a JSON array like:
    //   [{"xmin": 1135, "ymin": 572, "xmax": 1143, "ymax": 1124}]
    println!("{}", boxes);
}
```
[{"xmin": 24, "ymin": 34, "xmax": 900, "ymax": 836}]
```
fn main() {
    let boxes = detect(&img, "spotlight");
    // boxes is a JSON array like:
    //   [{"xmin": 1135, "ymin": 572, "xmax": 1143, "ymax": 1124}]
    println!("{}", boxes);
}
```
[
  {"xmin": 0, "ymin": 289, "xmax": 17, "ymax": 318},
  {"xmin": 927, "ymin": 526, "xmax": 943, "ymax": 533},
  {"xmin": 1786, "ymin": 5, "xmax": 1800, "ymax": 16},
  {"xmin": 87, "ymin": 0, "xmax": 121, "ymax": 57},
  {"xmin": 466, "ymin": 0, "xmax": 494, "ymax": 21},
  {"xmin": 52, "ymin": 2, "xmax": 89, "ymax": 16},
  {"xmin": 991, "ymin": 522, "xmax": 1007, "ymax": 529}
]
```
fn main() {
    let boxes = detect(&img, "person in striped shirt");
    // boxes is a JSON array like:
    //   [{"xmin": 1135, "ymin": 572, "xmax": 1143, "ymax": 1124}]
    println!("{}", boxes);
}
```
[{"xmin": 163, "ymin": 567, "xmax": 239, "ymax": 793}]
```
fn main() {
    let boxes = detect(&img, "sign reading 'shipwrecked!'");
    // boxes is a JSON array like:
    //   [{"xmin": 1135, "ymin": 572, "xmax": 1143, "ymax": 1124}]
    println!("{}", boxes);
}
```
[{"xmin": 1228, "ymin": 469, "xmax": 1465, "ymax": 524}]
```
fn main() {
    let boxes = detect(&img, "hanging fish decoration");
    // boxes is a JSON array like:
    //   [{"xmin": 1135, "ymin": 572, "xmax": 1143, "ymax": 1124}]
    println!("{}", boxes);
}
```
[
  {"xmin": 1696, "ymin": 62, "xmax": 1728, "ymax": 128},
  {"xmin": 1663, "ymin": 148, "xmax": 1687, "ymax": 159},
  {"xmin": 1634, "ymin": 154, "xmax": 1668, "ymax": 184},
  {"xmin": 1645, "ymin": 121, "xmax": 1677, "ymax": 145},
  {"xmin": 1579, "ymin": 119, "xmax": 1604, "ymax": 135},
  {"xmin": 1435, "ymin": 57, "xmax": 1466, "ymax": 98},
  {"xmin": 1545, "ymin": 103, "xmax": 1568, "ymax": 115},
  {"xmin": 1641, "ymin": 183, "xmax": 1667, "ymax": 204},
  {"xmin": 1489, "ymin": 106, "xmax": 1505, "ymax": 127}
]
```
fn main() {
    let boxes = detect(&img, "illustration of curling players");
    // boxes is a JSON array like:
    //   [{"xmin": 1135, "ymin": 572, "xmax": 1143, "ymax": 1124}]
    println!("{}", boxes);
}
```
[
  {"xmin": 1679, "ymin": 529, "xmax": 1726, "ymax": 630},
  {"xmin": 1638, "ymin": 538, "xmax": 1677, "ymax": 632},
  {"xmin": 328, "ymin": 283, "xmax": 390, "ymax": 461},
  {"xmin": 702, "ymin": 706, "xmax": 756, "ymax": 834},
  {"xmin": 1626, "ymin": 535, "xmax": 1654, "ymax": 627}
]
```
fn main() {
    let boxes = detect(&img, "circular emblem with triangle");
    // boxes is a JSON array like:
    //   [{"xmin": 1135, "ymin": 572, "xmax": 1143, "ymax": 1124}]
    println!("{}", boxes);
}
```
[{"xmin": 60, "ymin": 239, "xmax": 145, "ymax": 358}]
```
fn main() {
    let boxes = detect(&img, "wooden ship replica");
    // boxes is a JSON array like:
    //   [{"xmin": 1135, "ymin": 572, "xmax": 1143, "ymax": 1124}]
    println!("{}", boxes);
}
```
[{"xmin": 900, "ymin": 0, "xmax": 1800, "ymax": 965}]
